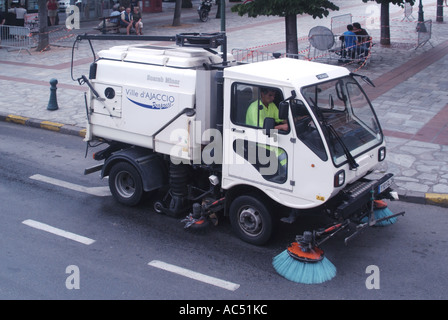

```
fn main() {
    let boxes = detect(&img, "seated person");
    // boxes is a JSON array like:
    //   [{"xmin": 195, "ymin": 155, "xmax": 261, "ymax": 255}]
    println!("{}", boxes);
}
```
[
  {"xmin": 245, "ymin": 87, "xmax": 288, "ymax": 182},
  {"xmin": 96, "ymin": 5, "xmax": 122, "ymax": 33},
  {"xmin": 353, "ymin": 22, "xmax": 371, "ymax": 57},
  {"xmin": 245, "ymin": 87, "xmax": 288, "ymax": 131},
  {"xmin": 339, "ymin": 24, "xmax": 356, "ymax": 61},
  {"xmin": 120, "ymin": 7, "xmax": 133, "ymax": 35},
  {"xmin": 132, "ymin": 6, "xmax": 143, "ymax": 35}
]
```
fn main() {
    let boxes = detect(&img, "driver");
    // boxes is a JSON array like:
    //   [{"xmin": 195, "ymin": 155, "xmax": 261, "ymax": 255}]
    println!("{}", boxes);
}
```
[
  {"xmin": 245, "ymin": 87, "xmax": 288, "ymax": 182},
  {"xmin": 245, "ymin": 87, "xmax": 288, "ymax": 131}
]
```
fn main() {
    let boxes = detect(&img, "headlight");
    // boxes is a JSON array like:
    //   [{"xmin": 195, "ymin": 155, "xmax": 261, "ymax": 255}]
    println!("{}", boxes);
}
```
[
  {"xmin": 334, "ymin": 170, "xmax": 345, "ymax": 187},
  {"xmin": 378, "ymin": 147, "xmax": 386, "ymax": 162}
]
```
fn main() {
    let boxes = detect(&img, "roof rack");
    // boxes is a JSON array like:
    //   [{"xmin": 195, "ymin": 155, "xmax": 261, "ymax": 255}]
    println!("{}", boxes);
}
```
[
  {"xmin": 176, "ymin": 33, "xmax": 226, "ymax": 49},
  {"xmin": 75, "ymin": 32, "xmax": 226, "ymax": 50}
]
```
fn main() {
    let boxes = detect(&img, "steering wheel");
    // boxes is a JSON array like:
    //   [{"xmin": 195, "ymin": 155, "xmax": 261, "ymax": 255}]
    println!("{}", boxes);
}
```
[{"xmin": 295, "ymin": 116, "xmax": 313, "ymax": 134}]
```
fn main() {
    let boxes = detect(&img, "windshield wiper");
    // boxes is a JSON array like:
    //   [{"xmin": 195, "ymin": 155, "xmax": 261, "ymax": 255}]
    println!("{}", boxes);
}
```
[{"xmin": 327, "ymin": 124, "xmax": 359, "ymax": 170}]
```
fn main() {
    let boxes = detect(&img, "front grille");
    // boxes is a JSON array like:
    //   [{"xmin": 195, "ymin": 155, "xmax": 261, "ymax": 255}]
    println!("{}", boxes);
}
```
[{"xmin": 344, "ymin": 180, "xmax": 376, "ymax": 198}]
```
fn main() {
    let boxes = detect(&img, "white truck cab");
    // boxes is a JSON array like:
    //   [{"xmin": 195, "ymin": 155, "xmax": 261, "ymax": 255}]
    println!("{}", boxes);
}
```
[{"xmin": 222, "ymin": 58, "xmax": 386, "ymax": 210}]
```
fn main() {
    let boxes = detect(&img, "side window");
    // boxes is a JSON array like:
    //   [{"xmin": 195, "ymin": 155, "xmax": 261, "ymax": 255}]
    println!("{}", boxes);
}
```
[
  {"xmin": 233, "ymin": 139, "xmax": 288, "ymax": 184},
  {"xmin": 231, "ymin": 83, "xmax": 256, "ymax": 125},
  {"xmin": 231, "ymin": 83, "xmax": 285, "ymax": 130},
  {"xmin": 291, "ymin": 99, "xmax": 328, "ymax": 161}
]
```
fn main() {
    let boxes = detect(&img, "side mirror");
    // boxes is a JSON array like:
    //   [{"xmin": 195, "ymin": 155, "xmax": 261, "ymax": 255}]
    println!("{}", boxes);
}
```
[
  {"xmin": 351, "ymin": 73, "xmax": 376, "ymax": 87},
  {"xmin": 361, "ymin": 75, "xmax": 375, "ymax": 87},
  {"xmin": 278, "ymin": 101, "xmax": 289, "ymax": 120},
  {"xmin": 263, "ymin": 117, "xmax": 276, "ymax": 137}
]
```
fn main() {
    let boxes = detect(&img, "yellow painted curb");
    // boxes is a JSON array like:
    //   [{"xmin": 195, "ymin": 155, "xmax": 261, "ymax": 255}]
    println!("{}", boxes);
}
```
[
  {"xmin": 40, "ymin": 121, "xmax": 64, "ymax": 132},
  {"xmin": 425, "ymin": 193, "xmax": 448, "ymax": 207},
  {"xmin": 6, "ymin": 114, "xmax": 29, "ymax": 125},
  {"xmin": 79, "ymin": 129, "xmax": 86, "ymax": 138}
]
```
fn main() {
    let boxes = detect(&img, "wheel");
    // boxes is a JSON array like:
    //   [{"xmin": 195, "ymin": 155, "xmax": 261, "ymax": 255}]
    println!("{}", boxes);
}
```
[
  {"xmin": 108, "ymin": 162, "xmax": 144, "ymax": 206},
  {"xmin": 229, "ymin": 195, "xmax": 274, "ymax": 245},
  {"xmin": 199, "ymin": 10, "xmax": 209, "ymax": 22}
]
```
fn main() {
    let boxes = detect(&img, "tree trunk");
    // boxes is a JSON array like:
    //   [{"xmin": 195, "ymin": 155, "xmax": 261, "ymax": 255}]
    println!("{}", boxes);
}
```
[
  {"xmin": 182, "ymin": 0, "xmax": 193, "ymax": 8},
  {"xmin": 173, "ymin": 0, "xmax": 182, "ymax": 26},
  {"xmin": 437, "ymin": 0, "xmax": 443, "ymax": 22},
  {"xmin": 380, "ymin": 2, "xmax": 390, "ymax": 45},
  {"xmin": 285, "ymin": 14, "xmax": 298, "ymax": 55},
  {"xmin": 36, "ymin": 0, "xmax": 49, "ymax": 51}
]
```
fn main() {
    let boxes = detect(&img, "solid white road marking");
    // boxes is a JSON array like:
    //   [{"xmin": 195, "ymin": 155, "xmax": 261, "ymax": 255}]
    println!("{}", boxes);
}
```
[
  {"xmin": 148, "ymin": 260, "xmax": 240, "ymax": 291},
  {"xmin": 22, "ymin": 219, "xmax": 96, "ymax": 245},
  {"xmin": 30, "ymin": 174, "xmax": 110, "ymax": 197}
]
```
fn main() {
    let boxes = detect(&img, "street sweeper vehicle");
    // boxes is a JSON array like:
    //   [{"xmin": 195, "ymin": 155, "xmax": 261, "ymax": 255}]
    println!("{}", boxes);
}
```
[{"xmin": 74, "ymin": 33, "xmax": 403, "ymax": 283}]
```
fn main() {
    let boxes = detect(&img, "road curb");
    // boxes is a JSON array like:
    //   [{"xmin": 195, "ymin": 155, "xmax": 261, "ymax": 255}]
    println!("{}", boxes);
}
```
[
  {"xmin": 0, "ymin": 112, "xmax": 86, "ymax": 138},
  {"xmin": 1, "ymin": 111, "xmax": 448, "ymax": 208},
  {"xmin": 425, "ymin": 193, "xmax": 448, "ymax": 208},
  {"xmin": 393, "ymin": 189, "xmax": 448, "ymax": 208}
]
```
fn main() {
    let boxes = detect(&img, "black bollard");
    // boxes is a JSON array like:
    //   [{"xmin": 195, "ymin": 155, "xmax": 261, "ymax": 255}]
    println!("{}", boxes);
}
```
[{"xmin": 47, "ymin": 78, "xmax": 59, "ymax": 111}]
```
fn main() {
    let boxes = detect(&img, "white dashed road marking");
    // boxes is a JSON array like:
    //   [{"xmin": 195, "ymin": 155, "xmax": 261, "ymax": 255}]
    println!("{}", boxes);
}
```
[
  {"xmin": 30, "ymin": 174, "xmax": 110, "ymax": 197},
  {"xmin": 22, "ymin": 219, "xmax": 96, "ymax": 245},
  {"xmin": 148, "ymin": 260, "xmax": 240, "ymax": 291}
]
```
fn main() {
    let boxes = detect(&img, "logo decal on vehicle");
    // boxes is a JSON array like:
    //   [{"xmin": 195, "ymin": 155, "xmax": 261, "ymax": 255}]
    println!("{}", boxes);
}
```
[
  {"xmin": 125, "ymin": 88, "xmax": 176, "ymax": 110},
  {"xmin": 127, "ymin": 97, "xmax": 173, "ymax": 110}
]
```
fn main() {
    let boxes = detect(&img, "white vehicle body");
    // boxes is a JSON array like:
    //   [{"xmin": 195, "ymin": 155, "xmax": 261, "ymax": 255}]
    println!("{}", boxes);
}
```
[{"xmin": 80, "ymin": 35, "xmax": 393, "ymax": 245}]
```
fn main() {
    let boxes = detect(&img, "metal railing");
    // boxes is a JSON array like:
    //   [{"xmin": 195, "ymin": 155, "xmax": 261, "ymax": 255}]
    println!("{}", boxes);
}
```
[
  {"xmin": 0, "ymin": 25, "xmax": 32, "ymax": 55},
  {"xmin": 231, "ymin": 49, "xmax": 303, "ymax": 64},
  {"xmin": 416, "ymin": 19, "xmax": 433, "ymax": 50},
  {"xmin": 232, "ymin": 35, "xmax": 373, "ymax": 68}
]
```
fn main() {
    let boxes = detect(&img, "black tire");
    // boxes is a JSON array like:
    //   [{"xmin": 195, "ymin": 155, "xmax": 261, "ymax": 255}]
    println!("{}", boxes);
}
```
[
  {"xmin": 199, "ymin": 10, "xmax": 209, "ymax": 22},
  {"xmin": 229, "ymin": 195, "xmax": 274, "ymax": 245},
  {"xmin": 108, "ymin": 162, "xmax": 144, "ymax": 206}
]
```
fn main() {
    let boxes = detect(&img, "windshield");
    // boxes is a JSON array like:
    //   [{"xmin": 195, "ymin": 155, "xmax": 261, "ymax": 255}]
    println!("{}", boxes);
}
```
[{"xmin": 301, "ymin": 76, "xmax": 383, "ymax": 166}]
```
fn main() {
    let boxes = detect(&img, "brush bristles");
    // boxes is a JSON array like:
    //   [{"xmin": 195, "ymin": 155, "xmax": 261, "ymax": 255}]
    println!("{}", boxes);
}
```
[
  {"xmin": 374, "ymin": 207, "xmax": 397, "ymax": 226},
  {"xmin": 362, "ymin": 207, "xmax": 397, "ymax": 226},
  {"xmin": 273, "ymin": 250, "xmax": 336, "ymax": 284}
]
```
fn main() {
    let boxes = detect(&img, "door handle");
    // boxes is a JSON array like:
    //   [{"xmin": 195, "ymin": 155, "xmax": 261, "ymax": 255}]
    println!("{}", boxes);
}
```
[{"xmin": 231, "ymin": 128, "xmax": 245, "ymax": 134}]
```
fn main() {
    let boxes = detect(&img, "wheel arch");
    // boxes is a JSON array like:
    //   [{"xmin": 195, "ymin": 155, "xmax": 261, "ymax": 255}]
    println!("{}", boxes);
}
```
[
  {"xmin": 223, "ymin": 184, "xmax": 282, "ymax": 217},
  {"xmin": 102, "ymin": 147, "xmax": 168, "ymax": 192}
]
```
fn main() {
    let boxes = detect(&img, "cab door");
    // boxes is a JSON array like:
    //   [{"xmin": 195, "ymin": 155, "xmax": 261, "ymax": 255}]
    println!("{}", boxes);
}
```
[{"xmin": 223, "ymin": 82, "xmax": 295, "ymax": 192}]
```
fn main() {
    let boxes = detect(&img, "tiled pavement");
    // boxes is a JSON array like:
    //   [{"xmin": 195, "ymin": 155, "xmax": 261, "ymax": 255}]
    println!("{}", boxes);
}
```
[{"xmin": 1, "ymin": 0, "xmax": 448, "ymax": 206}]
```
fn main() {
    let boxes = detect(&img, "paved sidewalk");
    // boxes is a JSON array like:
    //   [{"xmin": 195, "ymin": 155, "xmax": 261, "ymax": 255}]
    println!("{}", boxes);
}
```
[{"xmin": 1, "ymin": 0, "xmax": 448, "ymax": 206}]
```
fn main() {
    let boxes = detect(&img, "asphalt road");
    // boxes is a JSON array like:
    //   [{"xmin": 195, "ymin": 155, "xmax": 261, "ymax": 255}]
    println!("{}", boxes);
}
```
[{"xmin": 1, "ymin": 121, "xmax": 447, "ymax": 303}]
